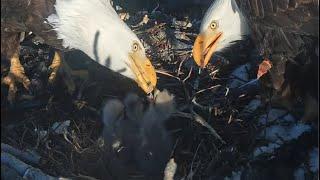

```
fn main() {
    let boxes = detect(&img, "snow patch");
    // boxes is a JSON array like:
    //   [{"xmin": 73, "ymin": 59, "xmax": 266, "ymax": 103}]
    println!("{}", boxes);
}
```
[
  {"xmin": 254, "ymin": 123, "xmax": 311, "ymax": 157},
  {"xmin": 51, "ymin": 120, "xmax": 71, "ymax": 135},
  {"xmin": 294, "ymin": 166, "xmax": 305, "ymax": 180},
  {"xmin": 253, "ymin": 143, "xmax": 281, "ymax": 157},
  {"xmin": 260, "ymin": 123, "xmax": 311, "ymax": 142},
  {"xmin": 258, "ymin": 109, "xmax": 295, "ymax": 125},
  {"xmin": 224, "ymin": 170, "xmax": 242, "ymax": 180},
  {"xmin": 309, "ymin": 148, "xmax": 319, "ymax": 173}
]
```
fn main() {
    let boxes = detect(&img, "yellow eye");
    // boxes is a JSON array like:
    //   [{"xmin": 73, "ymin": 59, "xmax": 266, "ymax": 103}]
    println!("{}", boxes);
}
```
[
  {"xmin": 132, "ymin": 42, "xmax": 139, "ymax": 52},
  {"xmin": 210, "ymin": 21, "xmax": 218, "ymax": 29}
]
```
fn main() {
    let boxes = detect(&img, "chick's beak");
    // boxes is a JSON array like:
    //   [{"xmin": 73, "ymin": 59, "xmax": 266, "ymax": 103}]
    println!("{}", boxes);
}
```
[
  {"xmin": 192, "ymin": 31, "xmax": 223, "ymax": 68},
  {"xmin": 129, "ymin": 53, "xmax": 157, "ymax": 94}
]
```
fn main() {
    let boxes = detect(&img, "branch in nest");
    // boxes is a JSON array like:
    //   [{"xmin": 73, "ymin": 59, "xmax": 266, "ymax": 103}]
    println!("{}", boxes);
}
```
[
  {"xmin": 1, "ymin": 143, "xmax": 41, "ymax": 165},
  {"xmin": 1, "ymin": 152, "xmax": 64, "ymax": 179},
  {"xmin": 163, "ymin": 158, "xmax": 177, "ymax": 180},
  {"xmin": 191, "ymin": 110, "xmax": 226, "ymax": 144},
  {"xmin": 173, "ymin": 111, "xmax": 226, "ymax": 144}
]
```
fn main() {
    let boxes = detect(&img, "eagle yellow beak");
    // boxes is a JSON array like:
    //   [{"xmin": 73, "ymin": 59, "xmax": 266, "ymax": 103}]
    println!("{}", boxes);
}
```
[
  {"xmin": 192, "ymin": 32, "xmax": 223, "ymax": 68},
  {"xmin": 129, "ymin": 53, "xmax": 157, "ymax": 94}
]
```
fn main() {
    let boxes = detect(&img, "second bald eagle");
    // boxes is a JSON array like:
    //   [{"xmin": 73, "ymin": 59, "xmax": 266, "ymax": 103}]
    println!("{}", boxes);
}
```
[{"xmin": 192, "ymin": 0, "xmax": 318, "ymax": 120}]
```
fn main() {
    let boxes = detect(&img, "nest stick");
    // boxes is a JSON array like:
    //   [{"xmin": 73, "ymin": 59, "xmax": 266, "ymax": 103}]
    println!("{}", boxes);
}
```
[
  {"xmin": 173, "ymin": 111, "xmax": 226, "ymax": 144},
  {"xmin": 191, "ymin": 110, "xmax": 226, "ymax": 144},
  {"xmin": 1, "ymin": 143, "xmax": 41, "ymax": 165},
  {"xmin": 163, "ymin": 158, "xmax": 177, "ymax": 180},
  {"xmin": 1, "ymin": 152, "xmax": 63, "ymax": 179}
]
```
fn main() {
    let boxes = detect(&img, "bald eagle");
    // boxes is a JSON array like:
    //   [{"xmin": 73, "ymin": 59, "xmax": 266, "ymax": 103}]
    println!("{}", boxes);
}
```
[
  {"xmin": 192, "ymin": 0, "xmax": 318, "ymax": 120},
  {"xmin": 193, "ymin": 0, "xmax": 318, "ymax": 67},
  {"xmin": 1, "ymin": 0, "xmax": 157, "ymax": 102}
]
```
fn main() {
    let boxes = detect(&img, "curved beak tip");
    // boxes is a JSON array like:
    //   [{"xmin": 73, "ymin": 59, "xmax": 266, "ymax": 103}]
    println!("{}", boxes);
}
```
[
  {"xmin": 143, "ymin": 63, "xmax": 157, "ymax": 94},
  {"xmin": 132, "ymin": 57, "xmax": 157, "ymax": 94},
  {"xmin": 192, "ymin": 32, "xmax": 222, "ymax": 68}
]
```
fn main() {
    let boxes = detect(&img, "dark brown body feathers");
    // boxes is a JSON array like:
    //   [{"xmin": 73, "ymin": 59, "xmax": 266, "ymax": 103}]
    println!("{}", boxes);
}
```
[
  {"xmin": 1, "ymin": 0, "xmax": 61, "ymax": 59},
  {"xmin": 237, "ymin": 0, "xmax": 318, "ymax": 120}
]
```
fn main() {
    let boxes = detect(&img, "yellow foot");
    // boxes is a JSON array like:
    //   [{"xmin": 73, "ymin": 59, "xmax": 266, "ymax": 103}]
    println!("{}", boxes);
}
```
[
  {"xmin": 2, "ymin": 53, "xmax": 31, "ymax": 103},
  {"xmin": 48, "ymin": 51, "xmax": 76, "ymax": 94},
  {"xmin": 2, "ymin": 75, "xmax": 18, "ymax": 103},
  {"xmin": 48, "ymin": 51, "xmax": 62, "ymax": 84}
]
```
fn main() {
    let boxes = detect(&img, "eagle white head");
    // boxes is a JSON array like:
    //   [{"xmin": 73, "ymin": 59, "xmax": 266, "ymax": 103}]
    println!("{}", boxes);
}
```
[
  {"xmin": 192, "ymin": 0, "xmax": 250, "ymax": 68},
  {"xmin": 48, "ymin": 0, "xmax": 157, "ymax": 93}
]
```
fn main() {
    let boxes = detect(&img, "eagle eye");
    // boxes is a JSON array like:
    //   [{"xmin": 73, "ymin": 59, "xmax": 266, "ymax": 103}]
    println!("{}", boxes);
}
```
[
  {"xmin": 210, "ymin": 21, "xmax": 218, "ymax": 29},
  {"xmin": 132, "ymin": 42, "xmax": 139, "ymax": 52}
]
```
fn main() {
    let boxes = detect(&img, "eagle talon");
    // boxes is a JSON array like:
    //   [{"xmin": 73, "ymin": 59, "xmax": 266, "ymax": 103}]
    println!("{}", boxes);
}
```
[
  {"xmin": 2, "ymin": 53, "xmax": 31, "ymax": 103},
  {"xmin": 48, "ymin": 52, "xmax": 62, "ymax": 84},
  {"xmin": 10, "ymin": 54, "xmax": 31, "ymax": 89},
  {"xmin": 2, "ymin": 75, "xmax": 18, "ymax": 104},
  {"xmin": 21, "ymin": 77, "xmax": 31, "ymax": 90},
  {"xmin": 7, "ymin": 83, "xmax": 18, "ymax": 104}
]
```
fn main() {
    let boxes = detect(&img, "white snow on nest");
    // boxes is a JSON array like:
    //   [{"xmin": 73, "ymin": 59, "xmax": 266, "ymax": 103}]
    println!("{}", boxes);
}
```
[
  {"xmin": 253, "ymin": 143, "xmax": 281, "ymax": 157},
  {"xmin": 227, "ymin": 63, "xmax": 251, "ymax": 89},
  {"xmin": 258, "ymin": 108, "xmax": 295, "ymax": 125},
  {"xmin": 294, "ymin": 166, "xmax": 305, "ymax": 180},
  {"xmin": 51, "ymin": 120, "xmax": 71, "ymax": 135},
  {"xmin": 254, "ymin": 119, "xmax": 311, "ymax": 157},
  {"xmin": 224, "ymin": 170, "xmax": 242, "ymax": 180},
  {"xmin": 309, "ymin": 148, "xmax": 319, "ymax": 173},
  {"xmin": 260, "ymin": 123, "xmax": 311, "ymax": 142},
  {"xmin": 254, "ymin": 107, "xmax": 312, "ymax": 158}
]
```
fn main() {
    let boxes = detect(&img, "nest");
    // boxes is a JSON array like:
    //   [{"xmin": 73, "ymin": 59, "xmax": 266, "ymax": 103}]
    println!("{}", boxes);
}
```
[{"xmin": 1, "ymin": 5, "xmax": 318, "ymax": 180}]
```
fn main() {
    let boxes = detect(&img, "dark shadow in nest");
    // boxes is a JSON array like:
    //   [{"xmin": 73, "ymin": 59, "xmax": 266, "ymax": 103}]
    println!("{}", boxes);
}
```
[{"xmin": 64, "ymin": 49, "xmax": 144, "ymax": 107}]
